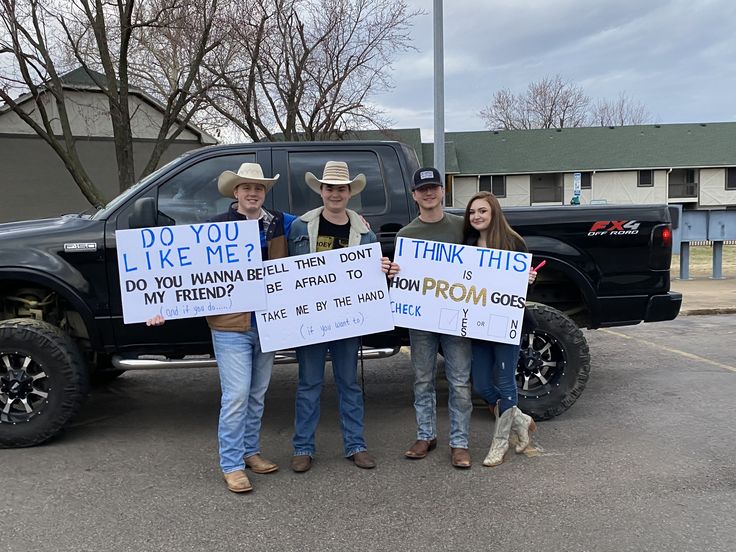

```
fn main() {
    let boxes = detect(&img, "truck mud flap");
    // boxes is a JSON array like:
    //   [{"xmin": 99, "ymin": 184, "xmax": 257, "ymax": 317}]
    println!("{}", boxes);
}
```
[{"xmin": 644, "ymin": 292, "xmax": 682, "ymax": 322}]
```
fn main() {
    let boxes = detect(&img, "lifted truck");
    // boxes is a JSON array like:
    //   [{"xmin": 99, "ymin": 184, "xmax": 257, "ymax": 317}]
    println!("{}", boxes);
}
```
[{"xmin": 0, "ymin": 141, "xmax": 681, "ymax": 447}]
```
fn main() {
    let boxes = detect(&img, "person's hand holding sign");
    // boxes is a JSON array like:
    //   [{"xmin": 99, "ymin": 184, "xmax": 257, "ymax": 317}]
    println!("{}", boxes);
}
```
[
  {"xmin": 381, "ymin": 256, "xmax": 400, "ymax": 279},
  {"xmin": 146, "ymin": 314, "xmax": 165, "ymax": 326}
]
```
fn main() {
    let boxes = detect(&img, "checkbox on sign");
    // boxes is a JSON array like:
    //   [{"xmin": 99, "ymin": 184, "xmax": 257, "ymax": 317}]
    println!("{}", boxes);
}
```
[
  {"xmin": 439, "ymin": 309, "xmax": 460, "ymax": 331},
  {"xmin": 487, "ymin": 315, "xmax": 508, "ymax": 338}
]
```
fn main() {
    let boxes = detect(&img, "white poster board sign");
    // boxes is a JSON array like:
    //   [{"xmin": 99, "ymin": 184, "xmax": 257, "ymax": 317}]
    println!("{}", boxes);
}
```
[
  {"xmin": 389, "ymin": 237, "xmax": 532, "ymax": 345},
  {"xmin": 256, "ymin": 243, "xmax": 393, "ymax": 352},
  {"xmin": 116, "ymin": 221, "xmax": 265, "ymax": 324}
]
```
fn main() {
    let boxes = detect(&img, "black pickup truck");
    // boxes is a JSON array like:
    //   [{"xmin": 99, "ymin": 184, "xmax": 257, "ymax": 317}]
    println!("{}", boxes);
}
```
[{"xmin": 0, "ymin": 141, "xmax": 681, "ymax": 447}]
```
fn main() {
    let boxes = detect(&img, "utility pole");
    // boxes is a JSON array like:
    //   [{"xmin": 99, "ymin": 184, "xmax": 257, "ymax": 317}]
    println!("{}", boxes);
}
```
[{"xmin": 433, "ymin": 0, "xmax": 445, "ymax": 183}]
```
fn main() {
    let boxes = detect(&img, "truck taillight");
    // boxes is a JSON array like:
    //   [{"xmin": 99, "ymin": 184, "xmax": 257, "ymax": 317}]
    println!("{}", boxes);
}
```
[{"xmin": 649, "ymin": 224, "xmax": 672, "ymax": 270}]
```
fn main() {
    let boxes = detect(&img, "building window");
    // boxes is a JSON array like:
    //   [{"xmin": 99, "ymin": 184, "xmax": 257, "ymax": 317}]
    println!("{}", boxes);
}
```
[
  {"xmin": 668, "ymin": 168, "xmax": 698, "ymax": 198},
  {"xmin": 531, "ymin": 174, "xmax": 562, "ymax": 203},
  {"xmin": 638, "ymin": 170, "xmax": 653, "ymax": 187},
  {"xmin": 479, "ymin": 175, "xmax": 506, "ymax": 197},
  {"xmin": 727, "ymin": 168, "xmax": 736, "ymax": 190},
  {"xmin": 580, "ymin": 172, "xmax": 592, "ymax": 189}
]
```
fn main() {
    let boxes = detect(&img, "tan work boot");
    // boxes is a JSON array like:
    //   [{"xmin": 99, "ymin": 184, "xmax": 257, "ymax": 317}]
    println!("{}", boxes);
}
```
[
  {"xmin": 223, "ymin": 470, "xmax": 253, "ymax": 493},
  {"xmin": 245, "ymin": 454, "xmax": 279, "ymax": 474}
]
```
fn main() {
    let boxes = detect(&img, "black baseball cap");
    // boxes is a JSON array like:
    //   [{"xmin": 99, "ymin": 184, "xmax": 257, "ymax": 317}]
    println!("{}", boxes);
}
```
[{"xmin": 412, "ymin": 167, "xmax": 443, "ymax": 191}]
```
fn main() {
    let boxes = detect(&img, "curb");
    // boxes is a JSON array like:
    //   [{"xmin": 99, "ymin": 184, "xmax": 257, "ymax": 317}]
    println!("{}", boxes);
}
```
[{"xmin": 681, "ymin": 308, "xmax": 736, "ymax": 316}]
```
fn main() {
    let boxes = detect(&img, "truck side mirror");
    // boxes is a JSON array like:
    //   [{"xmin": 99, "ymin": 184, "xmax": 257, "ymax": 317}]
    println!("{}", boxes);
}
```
[
  {"xmin": 128, "ymin": 197, "xmax": 160, "ymax": 229},
  {"xmin": 128, "ymin": 197, "xmax": 176, "ymax": 228}
]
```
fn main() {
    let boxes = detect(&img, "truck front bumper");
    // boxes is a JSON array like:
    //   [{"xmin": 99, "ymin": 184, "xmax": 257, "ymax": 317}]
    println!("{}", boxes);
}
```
[{"xmin": 644, "ymin": 291, "xmax": 683, "ymax": 322}]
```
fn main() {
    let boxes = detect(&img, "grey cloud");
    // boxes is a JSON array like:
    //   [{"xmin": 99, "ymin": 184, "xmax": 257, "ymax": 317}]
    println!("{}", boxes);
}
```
[{"xmin": 379, "ymin": 0, "xmax": 736, "ymax": 134}]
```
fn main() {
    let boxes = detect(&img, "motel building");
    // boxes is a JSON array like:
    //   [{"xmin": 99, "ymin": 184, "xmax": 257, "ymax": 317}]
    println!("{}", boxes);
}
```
[{"xmin": 352, "ymin": 123, "xmax": 736, "ymax": 212}]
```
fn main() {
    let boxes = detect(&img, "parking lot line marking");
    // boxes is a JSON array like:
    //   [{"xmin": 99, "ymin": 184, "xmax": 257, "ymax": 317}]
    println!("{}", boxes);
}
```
[{"xmin": 601, "ymin": 329, "xmax": 736, "ymax": 373}]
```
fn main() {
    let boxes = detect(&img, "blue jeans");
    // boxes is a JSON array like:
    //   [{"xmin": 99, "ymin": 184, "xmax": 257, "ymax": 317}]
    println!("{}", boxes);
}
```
[
  {"xmin": 293, "ymin": 337, "xmax": 367, "ymax": 457},
  {"xmin": 408, "ymin": 330, "xmax": 472, "ymax": 448},
  {"xmin": 471, "ymin": 340, "xmax": 520, "ymax": 414},
  {"xmin": 212, "ymin": 328, "xmax": 275, "ymax": 473}
]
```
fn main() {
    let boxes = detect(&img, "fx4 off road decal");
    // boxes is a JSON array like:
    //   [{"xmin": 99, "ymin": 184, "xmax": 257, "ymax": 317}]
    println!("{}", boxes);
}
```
[{"xmin": 588, "ymin": 220, "xmax": 641, "ymax": 236}]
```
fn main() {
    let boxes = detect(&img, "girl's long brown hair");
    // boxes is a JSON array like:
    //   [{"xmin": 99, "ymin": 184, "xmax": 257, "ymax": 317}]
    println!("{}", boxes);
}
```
[{"xmin": 463, "ymin": 191, "xmax": 525, "ymax": 251}]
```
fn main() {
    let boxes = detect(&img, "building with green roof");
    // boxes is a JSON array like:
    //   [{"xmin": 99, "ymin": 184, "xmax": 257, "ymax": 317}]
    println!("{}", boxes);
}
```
[
  {"xmin": 443, "ymin": 123, "xmax": 736, "ymax": 209},
  {"xmin": 359, "ymin": 123, "xmax": 736, "ymax": 210}
]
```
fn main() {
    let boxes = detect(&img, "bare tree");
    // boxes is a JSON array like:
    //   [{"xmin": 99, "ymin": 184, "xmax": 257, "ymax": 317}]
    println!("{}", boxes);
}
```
[
  {"xmin": 205, "ymin": 0, "xmax": 417, "ymax": 142},
  {"xmin": 480, "ymin": 75, "xmax": 652, "ymax": 131},
  {"xmin": 479, "ymin": 88, "xmax": 526, "ymax": 131},
  {"xmin": 0, "ymin": 0, "xmax": 222, "ymax": 206},
  {"xmin": 480, "ymin": 74, "xmax": 590, "ymax": 131},
  {"xmin": 590, "ymin": 92, "xmax": 651, "ymax": 126},
  {"xmin": 527, "ymin": 75, "xmax": 590, "ymax": 129}
]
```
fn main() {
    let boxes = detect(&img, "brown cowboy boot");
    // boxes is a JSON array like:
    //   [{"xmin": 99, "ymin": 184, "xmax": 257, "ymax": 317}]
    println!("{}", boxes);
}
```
[
  {"xmin": 245, "ymin": 454, "xmax": 278, "ymax": 474},
  {"xmin": 404, "ymin": 438, "xmax": 437, "ymax": 459},
  {"xmin": 223, "ymin": 470, "xmax": 253, "ymax": 493}
]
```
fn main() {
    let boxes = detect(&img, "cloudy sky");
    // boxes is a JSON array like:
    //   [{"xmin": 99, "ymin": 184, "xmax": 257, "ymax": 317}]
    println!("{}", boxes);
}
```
[{"xmin": 374, "ymin": 0, "xmax": 736, "ymax": 139}]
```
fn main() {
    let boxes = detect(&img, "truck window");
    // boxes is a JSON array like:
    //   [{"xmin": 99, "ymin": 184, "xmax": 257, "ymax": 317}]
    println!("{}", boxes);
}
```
[
  {"xmin": 287, "ymin": 151, "xmax": 387, "ymax": 215},
  {"xmin": 157, "ymin": 154, "xmax": 256, "ymax": 225}
]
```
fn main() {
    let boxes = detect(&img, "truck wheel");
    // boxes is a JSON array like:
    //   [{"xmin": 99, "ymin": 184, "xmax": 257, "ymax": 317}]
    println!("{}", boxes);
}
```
[
  {"xmin": 0, "ymin": 319, "xmax": 89, "ymax": 448},
  {"xmin": 516, "ymin": 304, "xmax": 590, "ymax": 420}
]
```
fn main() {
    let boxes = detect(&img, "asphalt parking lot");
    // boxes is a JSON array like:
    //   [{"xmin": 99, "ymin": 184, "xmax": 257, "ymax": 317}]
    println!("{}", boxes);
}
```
[{"xmin": 2, "ymin": 314, "xmax": 736, "ymax": 552}]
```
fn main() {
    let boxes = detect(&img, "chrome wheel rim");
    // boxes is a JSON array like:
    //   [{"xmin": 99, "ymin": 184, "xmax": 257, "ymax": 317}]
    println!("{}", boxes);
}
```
[
  {"xmin": 516, "ymin": 330, "xmax": 566, "ymax": 399},
  {"xmin": 0, "ymin": 352, "xmax": 50, "ymax": 423}
]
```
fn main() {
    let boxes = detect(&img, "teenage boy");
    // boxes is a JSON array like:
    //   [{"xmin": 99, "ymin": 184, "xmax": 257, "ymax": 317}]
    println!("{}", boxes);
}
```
[
  {"xmin": 148, "ymin": 163, "xmax": 295, "ymax": 493},
  {"xmin": 288, "ymin": 161, "xmax": 396, "ymax": 472},
  {"xmin": 394, "ymin": 167, "xmax": 473, "ymax": 469}
]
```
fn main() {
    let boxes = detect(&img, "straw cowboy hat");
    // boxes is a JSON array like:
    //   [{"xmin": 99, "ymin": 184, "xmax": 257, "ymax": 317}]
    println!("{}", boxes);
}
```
[
  {"xmin": 305, "ymin": 161, "xmax": 366, "ymax": 197},
  {"xmin": 217, "ymin": 163, "xmax": 280, "ymax": 197}
]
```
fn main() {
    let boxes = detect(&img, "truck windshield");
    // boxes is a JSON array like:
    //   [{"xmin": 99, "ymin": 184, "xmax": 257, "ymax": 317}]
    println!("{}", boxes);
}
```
[{"xmin": 91, "ymin": 154, "xmax": 189, "ymax": 220}]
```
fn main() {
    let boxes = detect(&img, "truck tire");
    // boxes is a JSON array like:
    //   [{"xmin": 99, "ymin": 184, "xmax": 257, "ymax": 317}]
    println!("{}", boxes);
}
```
[
  {"xmin": 0, "ymin": 319, "xmax": 89, "ymax": 448},
  {"xmin": 517, "ymin": 304, "xmax": 590, "ymax": 420}
]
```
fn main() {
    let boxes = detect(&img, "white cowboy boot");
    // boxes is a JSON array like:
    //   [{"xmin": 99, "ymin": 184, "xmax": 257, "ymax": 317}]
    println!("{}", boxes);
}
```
[
  {"xmin": 483, "ymin": 405, "xmax": 516, "ymax": 467},
  {"xmin": 489, "ymin": 402, "xmax": 537, "ymax": 453},
  {"xmin": 511, "ymin": 409, "xmax": 537, "ymax": 453}
]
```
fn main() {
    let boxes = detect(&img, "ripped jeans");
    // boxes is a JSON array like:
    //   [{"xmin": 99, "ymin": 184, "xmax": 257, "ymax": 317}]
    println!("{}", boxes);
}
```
[{"xmin": 471, "ymin": 340, "xmax": 520, "ymax": 414}]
